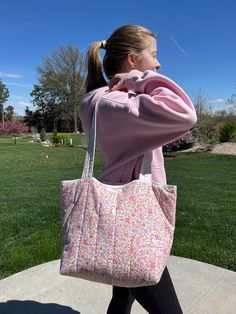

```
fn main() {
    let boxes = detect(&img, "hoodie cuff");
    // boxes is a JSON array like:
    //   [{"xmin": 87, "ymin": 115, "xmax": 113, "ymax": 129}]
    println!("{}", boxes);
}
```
[{"xmin": 124, "ymin": 69, "xmax": 144, "ymax": 91}]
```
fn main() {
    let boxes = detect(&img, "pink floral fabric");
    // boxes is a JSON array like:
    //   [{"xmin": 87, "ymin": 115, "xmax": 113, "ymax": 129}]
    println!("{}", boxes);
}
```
[{"xmin": 60, "ymin": 176, "xmax": 176, "ymax": 287}]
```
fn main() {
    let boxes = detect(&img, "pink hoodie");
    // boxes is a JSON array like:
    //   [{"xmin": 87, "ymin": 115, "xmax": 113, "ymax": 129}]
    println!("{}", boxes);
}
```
[{"xmin": 79, "ymin": 70, "xmax": 197, "ymax": 185}]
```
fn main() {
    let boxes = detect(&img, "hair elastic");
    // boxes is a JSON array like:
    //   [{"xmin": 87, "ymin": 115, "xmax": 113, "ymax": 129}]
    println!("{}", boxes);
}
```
[{"xmin": 100, "ymin": 40, "xmax": 106, "ymax": 49}]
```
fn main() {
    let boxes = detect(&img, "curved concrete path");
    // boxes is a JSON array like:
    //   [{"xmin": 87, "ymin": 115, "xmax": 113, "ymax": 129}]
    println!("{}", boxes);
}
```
[{"xmin": 0, "ymin": 256, "xmax": 235, "ymax": 313}]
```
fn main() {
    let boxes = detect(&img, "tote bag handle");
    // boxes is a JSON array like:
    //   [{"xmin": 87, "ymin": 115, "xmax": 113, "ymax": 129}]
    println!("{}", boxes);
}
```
[
  {"xmin": 81, "ymin": 93, "xmax": 103, "ymax": 179},
  {"xmin": 82, "ymin": 92, "xmax": 151, "ymax": 179}
]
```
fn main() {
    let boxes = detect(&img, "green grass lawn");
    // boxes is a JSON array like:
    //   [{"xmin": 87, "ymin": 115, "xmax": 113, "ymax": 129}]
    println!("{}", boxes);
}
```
[
  {"xmin": 165, "ymin": 152, "xmax": 236, "ymax": 271},
  {"xmin": 0, "ymin": 135, "xmax": 235, "ymax": 279}
]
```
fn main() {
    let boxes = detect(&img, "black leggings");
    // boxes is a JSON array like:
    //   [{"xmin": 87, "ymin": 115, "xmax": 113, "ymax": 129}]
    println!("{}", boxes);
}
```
[{"xmin": 107, "ymin": 267, "xmax": 183, "ymax": 314}]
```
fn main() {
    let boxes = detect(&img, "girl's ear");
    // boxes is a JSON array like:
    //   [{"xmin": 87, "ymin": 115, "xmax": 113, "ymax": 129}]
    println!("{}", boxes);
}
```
[{"xmin": 126, "ymin": 53, "xmax": 136, "ymax": 69}]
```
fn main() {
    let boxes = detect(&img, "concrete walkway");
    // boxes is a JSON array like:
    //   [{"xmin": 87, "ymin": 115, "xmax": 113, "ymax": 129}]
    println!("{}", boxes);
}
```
[{"xmin": 0, "ymin": 256, "xmax": 235, "ymax": 314}]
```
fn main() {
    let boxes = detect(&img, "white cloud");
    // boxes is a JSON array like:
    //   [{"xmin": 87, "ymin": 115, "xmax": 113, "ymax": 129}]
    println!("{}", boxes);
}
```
[
  {"xmin": 0, "ymin": 71, "xmax": 23, "ymax": 79},
  {"xmin": 11, "ymin": 94, "xmax": 28, "ymax": 100},
  {"xmin": 208, "ymin": 98, "xmax": 225, "ymax": 104},
  {"xmin": 208, "ymin": 98, "xmax": 227, "ymax": 112},
  {"xmin": 5, "ymin": 82, "xmax": 32, "ymax": 88},
  {"xmin": 16, "ymin": 101, "xmax": 34, "ymax": 115},
  {"xmin": 5, "ymin": 100, "xmax": 34, "ymax": 116}
]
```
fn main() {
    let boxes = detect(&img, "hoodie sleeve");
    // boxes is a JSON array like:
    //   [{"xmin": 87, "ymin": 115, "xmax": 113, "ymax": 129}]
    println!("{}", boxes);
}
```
[{"xmin": 123, "ymin": 70, "xmax": 197, "ymax": 152}]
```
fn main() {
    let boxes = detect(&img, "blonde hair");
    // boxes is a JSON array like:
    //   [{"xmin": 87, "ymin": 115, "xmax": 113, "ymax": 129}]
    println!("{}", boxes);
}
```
[{"xmin": 85, "ymin": 25, "xmax": 156, "ymax": 92}]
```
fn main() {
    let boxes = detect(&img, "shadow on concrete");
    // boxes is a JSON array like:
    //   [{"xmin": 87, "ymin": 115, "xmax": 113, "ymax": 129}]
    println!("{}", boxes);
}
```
[{"xmin": 0, "ymin": 300, "xmax": 80, "ymax": 314}]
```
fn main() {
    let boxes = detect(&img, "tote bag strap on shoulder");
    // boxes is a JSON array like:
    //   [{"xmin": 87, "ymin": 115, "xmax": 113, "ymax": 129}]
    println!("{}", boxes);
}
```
[
  {"xmin": 82, "ymin": 92, "xmax": 104, "ymax": 179},
  {"xmin": 81, "ymin": 91, "xmax": 151, "ymax": 179}
]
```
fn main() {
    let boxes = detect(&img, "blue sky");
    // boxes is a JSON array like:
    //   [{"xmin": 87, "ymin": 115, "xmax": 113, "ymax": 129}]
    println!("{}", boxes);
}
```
[{"xmin": 0, "ymin": 0, "xmax": 235, "ymax": 115}]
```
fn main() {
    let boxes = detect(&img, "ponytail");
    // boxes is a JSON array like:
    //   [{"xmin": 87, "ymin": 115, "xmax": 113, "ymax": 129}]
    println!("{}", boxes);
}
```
[
  {"xmin": 86, "ymin": 41, "xmax": 107, "ymax": 92},
  {"xmin": 85, "ymin": 25, "xmax": 156, "ymax": 93}
]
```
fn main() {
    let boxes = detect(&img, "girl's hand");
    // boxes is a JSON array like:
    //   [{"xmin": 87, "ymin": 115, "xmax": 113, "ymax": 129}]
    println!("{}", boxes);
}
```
[{"xmin": 109, "ymin": 73, "xmax": 128, "ymax": 92}]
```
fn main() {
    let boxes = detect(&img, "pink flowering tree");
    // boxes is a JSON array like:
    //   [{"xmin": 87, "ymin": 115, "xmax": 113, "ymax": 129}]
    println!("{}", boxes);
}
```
[{"xmin": 0, "ymin": 120, "xmax": 29, "ymax": 144}]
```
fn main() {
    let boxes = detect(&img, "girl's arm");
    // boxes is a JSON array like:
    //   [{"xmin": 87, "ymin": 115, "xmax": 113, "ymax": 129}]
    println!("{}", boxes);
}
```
[{"xmin": 117, "ymin": 70, "xmax": 197, "ymax": 151}]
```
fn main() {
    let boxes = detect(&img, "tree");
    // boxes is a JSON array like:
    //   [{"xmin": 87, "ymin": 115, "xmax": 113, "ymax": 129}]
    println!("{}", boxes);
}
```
[
  {"xmin": 226, "ymin": 88, "xmax": 236, "ymax": 115},
  {"xmin": 192, "ymin": 89, "xmax": 215, "ymax": 143},
  {"xmin": 0, "ymin": 80, "xmax": 9, "ymax": 124},
  {"xmin": 24, "ymin": 105, "xmax": 44, "ymax": 132},
  {"xmin": 193, "ymin": 89, "xmax": 212, "ymax": 127},
  {"xmin": 4, "ymin": 105, "xmax": 14, "ymax": 121},
  {"xmin": 29, "ymin": 85, "xmax": 60, "ymax": 131},
  {"xmin": 0, "ymin": 120, "xmax": 28, "ymax": 144},
  {"xmin": 214, "ymin": 109, "xmax": 228, "ymax": 122},
  {"xmin": 35, "ymin": 45, "xmax": 86, "ymax": 132}
]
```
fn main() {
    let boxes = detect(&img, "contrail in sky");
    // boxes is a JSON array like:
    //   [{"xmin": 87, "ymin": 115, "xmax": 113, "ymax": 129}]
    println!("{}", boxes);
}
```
[{"xmin": 166, "ymin": 32, "xmax": 188, "ymax": 56}]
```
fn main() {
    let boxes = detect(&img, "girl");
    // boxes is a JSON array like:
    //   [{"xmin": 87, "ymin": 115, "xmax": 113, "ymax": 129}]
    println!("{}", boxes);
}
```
[{"xmin": 80, "ymin": 25, "xmax": 197, "ymax": 314}]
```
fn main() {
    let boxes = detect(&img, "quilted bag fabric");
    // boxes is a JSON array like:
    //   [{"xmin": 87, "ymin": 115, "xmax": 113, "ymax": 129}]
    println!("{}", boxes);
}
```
[{"xmin": 60, "ymin": 96, "xmax": 177, "ymax": 287}]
